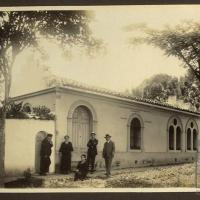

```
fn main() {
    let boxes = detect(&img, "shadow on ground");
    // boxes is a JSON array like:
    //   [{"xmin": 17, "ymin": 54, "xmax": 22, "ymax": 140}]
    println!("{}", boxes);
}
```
[{"xmin": 5, "ymin": 177, "xmax": 43, "ymax": 188}]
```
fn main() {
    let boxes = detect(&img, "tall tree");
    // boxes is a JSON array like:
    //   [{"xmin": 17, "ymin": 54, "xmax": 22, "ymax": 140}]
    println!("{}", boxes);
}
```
[
  {"xmin": 179, "ymin": 69, "xmax": 200, "ymax": 109},
  {"xmin": 127, "ymin": 21, "xmax": 200, "ymax": 108},
  {"xmin": 0, "ymin": 10, "xmax": 101, "ymax": 187},
  {"xmin": 132, "ymin": 74, "xmax": 179, "ymax": 102},
  {"xmin": 128, "ymin": 21, "xmax": 200, "ymax": 82},
  {"xmin": 131, "ymin": 71, "xmax": 200, "ymax": 110}
]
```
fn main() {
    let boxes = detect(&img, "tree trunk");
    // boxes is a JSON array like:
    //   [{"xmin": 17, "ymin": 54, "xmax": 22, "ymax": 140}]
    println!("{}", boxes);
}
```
[
  {"xmin": 0, "ymin": 74, "xmax": 10, "ymax": 188},
  {"xmin": 0, "ymin": 108, "xmax": 6, "ymax": 187}
]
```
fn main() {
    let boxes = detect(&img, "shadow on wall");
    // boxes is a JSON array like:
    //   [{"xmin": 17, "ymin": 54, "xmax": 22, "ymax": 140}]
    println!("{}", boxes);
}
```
[{"xmin": 35, "ymin": 131, "xmax": 47, "ymax": 174}]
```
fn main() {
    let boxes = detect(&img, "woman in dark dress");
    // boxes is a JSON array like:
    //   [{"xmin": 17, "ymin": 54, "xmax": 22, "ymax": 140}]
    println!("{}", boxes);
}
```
[
  {"xmin": 74, "ymin": 154, "xmax": 88, "ymax": 181},
  {"xmin": 59, "ymin": 135, "xmax": 73, "ymax": 174}
]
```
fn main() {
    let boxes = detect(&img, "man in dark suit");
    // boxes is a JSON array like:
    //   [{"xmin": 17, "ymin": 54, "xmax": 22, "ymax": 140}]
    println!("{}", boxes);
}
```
[
  {"xmin": 102, "ymin": 134, "xmax": 115, "ymax": 177},
  {"xmin": 87, "ymin": 132, "xmax": 98, "ymax": 173},
  {"xmin": 40, "ymin": 133, "xmax": 53, "ymax": 175}
]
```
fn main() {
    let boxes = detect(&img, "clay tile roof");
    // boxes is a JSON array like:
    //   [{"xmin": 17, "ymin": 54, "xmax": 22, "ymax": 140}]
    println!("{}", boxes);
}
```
[{"xmin": 52, "ymin": 77, "xmax": 200, "ymax": 114}]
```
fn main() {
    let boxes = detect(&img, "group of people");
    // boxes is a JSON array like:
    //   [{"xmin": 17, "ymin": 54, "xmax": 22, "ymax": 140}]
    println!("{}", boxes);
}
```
[{"xmin": 40, "ymin": 132, "xmax": 115, "ymax": 181}]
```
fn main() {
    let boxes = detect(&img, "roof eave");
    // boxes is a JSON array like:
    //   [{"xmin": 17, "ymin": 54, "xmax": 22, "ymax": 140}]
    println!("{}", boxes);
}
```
[
  {"xmin": 11, "ymin": 86, "xmax": 200, "ymax": 117},
  {"xmin": 58, "ymin": 86, "xmax": 200, "ymax": 117}
]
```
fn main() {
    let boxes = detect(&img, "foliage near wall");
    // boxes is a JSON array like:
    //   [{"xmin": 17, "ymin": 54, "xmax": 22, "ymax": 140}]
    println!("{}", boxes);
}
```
[
  {"xmin": 131, "ymin": 72, "xmax": 200, "ymax": 110},
  {"xmin": 5, "ymin": 102, "xmax": 55, "ymax": 120}
]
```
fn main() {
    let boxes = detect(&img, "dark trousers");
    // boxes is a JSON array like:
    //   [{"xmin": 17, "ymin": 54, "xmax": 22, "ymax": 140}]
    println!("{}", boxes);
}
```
[
  {"xmin": 104, "ymin": 157, "xmax": 113, "ymax": 175},
  {"xmin": 40, "ymin": 156, "xmax": 51, "ymax": 174},
  {"xmin": 87, "ymin": 154, "xmax": 96, "ymax": 171},
  {"xmin": 74, "ymin": 171, "xmax": 87, "ymax": 181}
]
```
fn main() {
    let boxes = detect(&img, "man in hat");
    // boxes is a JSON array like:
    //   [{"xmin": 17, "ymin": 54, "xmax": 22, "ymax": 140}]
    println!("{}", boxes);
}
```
[
  {"xmin": 87, "ymin": 132, "xmax": 98, "ymax": 173},
  {"xmin": 40, "ymin": 133, "xmax": 53, "ymax": 175},
  {"xmin": 102, "ymin": 134, "xmax": 115, "ymax": 177}
]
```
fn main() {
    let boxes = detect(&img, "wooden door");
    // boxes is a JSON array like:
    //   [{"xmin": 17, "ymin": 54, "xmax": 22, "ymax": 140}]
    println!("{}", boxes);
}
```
[{"xmin": 72, "ymin": 106, "xmax": 92, "ymax": 152}]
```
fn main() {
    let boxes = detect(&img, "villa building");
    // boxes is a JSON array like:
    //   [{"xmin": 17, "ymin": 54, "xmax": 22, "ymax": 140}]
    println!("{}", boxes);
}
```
[{"xmin": 5, "ymin": 80, "xmax": 200, "ymax": 175}]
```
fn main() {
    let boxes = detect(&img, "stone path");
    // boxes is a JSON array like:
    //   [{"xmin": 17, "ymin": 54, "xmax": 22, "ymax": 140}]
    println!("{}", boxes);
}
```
[
  {"xmin": 5, "ymin": 163, "xmax": 200, "ymax": 188},
  {"xmin": 37, "ymin": 163, "xmax": 197, "ymax": 188}
]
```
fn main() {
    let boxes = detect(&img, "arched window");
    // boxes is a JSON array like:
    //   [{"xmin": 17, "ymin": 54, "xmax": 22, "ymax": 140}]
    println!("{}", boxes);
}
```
[
  {"xmin": 169, "ymin": 126, "xmax": 174, "ymax": 150},
  {"xmin": 186, "ymin": 119, "xmax": 198, "ymax": 151},
  {"xmin": 168, "ymin": 117, "xmax": 182, "ymax": 151},
  {"xmin": 130, "ymin": 118, "xmax": 141, "ymax": 150},
  {"xmin": 176, "ymin": 127, "xmax": 181, "ymax": 150},
  {"xmin": 193, "ymin": 129, "xmax": 198, "ymax": 150},
  {"xmin": 187, "ymin": 129, "xmax": 191, "ymax": 150}
]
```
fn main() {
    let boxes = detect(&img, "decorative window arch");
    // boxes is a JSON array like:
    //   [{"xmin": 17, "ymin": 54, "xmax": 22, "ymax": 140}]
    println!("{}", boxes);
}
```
[
  {"xmin": 167, "ymin": 116, "xmax": 183, "ymax": 151},
  {"xmin": 186, "ymin": 119, "xmax": 199, "ymax": 151},
  {"xmin": 67, "ymin": 100, "xmax": 97, "ymax": 122},
  {"xmin": 127, "ymin": 113, "xmax": 144, "ymax": 151}
]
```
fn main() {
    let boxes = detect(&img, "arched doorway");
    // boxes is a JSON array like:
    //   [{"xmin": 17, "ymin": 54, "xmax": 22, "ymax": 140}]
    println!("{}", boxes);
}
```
[
  {"xmin": 72, "ymin": 106, "xmax": 93, "ymax": 152},
  {"xmin": 35, "ymin": 131, "xmax": 47, "ymax": 173}
]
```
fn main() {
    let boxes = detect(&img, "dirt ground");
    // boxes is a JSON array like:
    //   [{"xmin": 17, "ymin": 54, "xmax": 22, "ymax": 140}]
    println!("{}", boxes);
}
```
[
  {"xmin": 40, "ymin": 163, "xmax": 199, "ymax": 188},
  {"xmin": 5, "ymin": 163, "xmax": 200, "ymax": 188}
]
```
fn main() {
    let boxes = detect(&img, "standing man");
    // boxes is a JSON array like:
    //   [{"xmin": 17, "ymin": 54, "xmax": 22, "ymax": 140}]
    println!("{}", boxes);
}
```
[
  {"xmin": 87, "ymin": 132, "xmax": 98, "ymax": 173},
  {"xmin": 102, "ymin": 134, "xmax": 115, "ymax": 177},
  {"xmin": 40, "ymin": 133, "xmax": 53, "ymax": 175}
]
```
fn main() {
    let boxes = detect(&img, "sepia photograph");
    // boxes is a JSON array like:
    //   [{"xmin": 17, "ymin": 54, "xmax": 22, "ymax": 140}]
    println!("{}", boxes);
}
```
[{"xmin": 0, "ymin": 5, "xmax": 200, "ymax": 191}]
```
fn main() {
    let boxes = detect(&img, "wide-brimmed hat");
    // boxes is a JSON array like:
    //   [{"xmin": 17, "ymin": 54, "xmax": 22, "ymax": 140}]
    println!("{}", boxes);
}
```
[
  {"xmin": 91, "ymin": 132, "xmax": 96, "ymax": 135},
  {"xmin": 64, "ymin": 135, "xmax": 70, "ymax": 139},
  {"xmin": 104, "ymin": 134, "xmax": 111, "ymax": 138}
]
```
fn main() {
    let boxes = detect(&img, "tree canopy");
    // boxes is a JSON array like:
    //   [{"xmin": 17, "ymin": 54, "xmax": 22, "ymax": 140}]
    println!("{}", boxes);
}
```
[
  {"xmin": 128, "ymin": 21, "xmax": 200, "ymax": 82},
  {"xmin": 0, "ymin": 10, "xmax": 101, "ymax": 103},
  {"xmin": 0, "ymin": 10, "xmax": 102, "ymax": 187},
  {"xmin": 132, "ymin": 73, "xmax": 180, "ymax": 102},
  {"xmin": 126, "ymin": 21, "xmax": 200, "ymax": 109},
  {"xmin": 179, "ymin": 69, "xmax": 200, "ymax": 109},
  {"xmin": 131, "ymin": 71, "xmax": 200, "ymax": 109}
]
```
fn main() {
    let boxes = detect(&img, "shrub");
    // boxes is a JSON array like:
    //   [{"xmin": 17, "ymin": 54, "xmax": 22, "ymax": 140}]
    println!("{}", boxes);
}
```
[
  {"xmin": 6, "ymin": 102, "xmax": 55, "ymax": 120},
  {"xmin": 32, "ymin": 106, "xmax": 55, "ymax": 120},
  {"xmin": 6, "ymin": 102, "xmax": 29, "ymax": 119}
]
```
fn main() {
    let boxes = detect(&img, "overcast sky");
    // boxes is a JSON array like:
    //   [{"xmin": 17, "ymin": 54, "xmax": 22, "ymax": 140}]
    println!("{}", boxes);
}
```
[{"xmin": 10, "ymin": 5, "xmax": 200, "ymax": 96}]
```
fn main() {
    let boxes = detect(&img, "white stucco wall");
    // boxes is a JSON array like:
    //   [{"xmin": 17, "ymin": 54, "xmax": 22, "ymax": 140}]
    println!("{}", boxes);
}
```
[
  {"xmin": 54, "ymin": 88, "xmax": 200, "ymax": 168},
  {"xmin": 5, "ymin": 119, "xmax": 55, "ymax": 176},
  {"xmin": 11, "ymin": 88, "xmax": 200, "ymax": 170}
]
